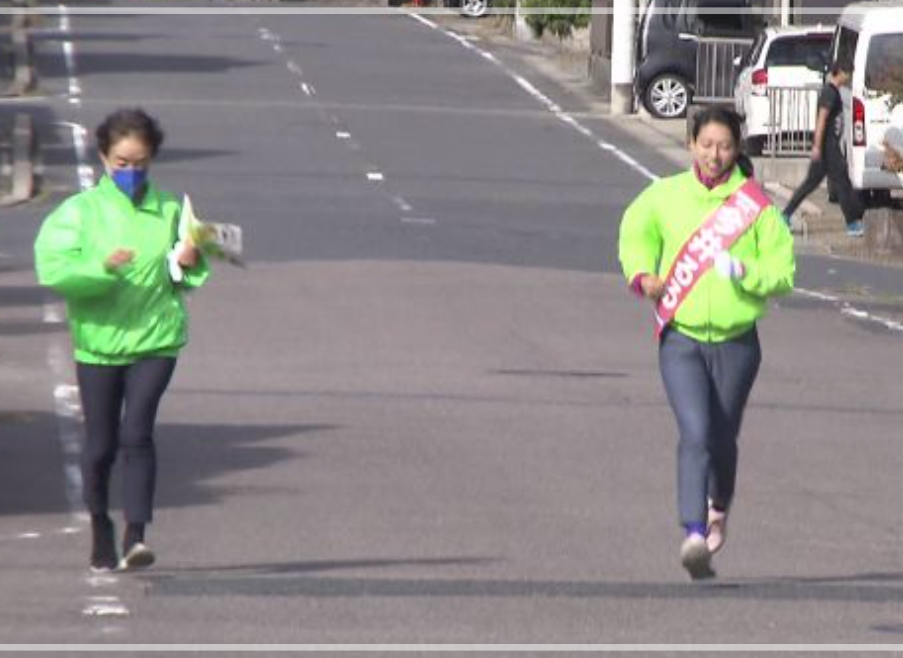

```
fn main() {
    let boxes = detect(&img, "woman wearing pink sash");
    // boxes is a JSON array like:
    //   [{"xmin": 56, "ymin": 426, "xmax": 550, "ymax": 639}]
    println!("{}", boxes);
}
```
[{"xmin": 618, "ymin": 107, "xmax": 795, "ymax": 580}]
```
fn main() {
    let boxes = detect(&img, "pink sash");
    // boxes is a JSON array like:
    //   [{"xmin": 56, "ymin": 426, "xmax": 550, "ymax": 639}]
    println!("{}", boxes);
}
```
[{"xmin": 654, "ymin": 179, "xmax": 771, "ymax": 337}]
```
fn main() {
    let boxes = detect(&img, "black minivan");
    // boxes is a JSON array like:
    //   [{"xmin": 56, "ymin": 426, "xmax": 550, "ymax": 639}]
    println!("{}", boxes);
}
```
[{"xmin": 635, "ymin": 0, "xmax": 761, "ymax": 118}]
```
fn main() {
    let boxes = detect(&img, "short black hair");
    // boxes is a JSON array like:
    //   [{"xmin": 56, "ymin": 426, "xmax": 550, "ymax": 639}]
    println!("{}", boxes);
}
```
[
  {"xmin": 830, "ymin": 61, "xmax": 852, "ymax": 76},
  {"xmin": 95, "ymin": 108, "xmax": 164, "ymax": 157}
]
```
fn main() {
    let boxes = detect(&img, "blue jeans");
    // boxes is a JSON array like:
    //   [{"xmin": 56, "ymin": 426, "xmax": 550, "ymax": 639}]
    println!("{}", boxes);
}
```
[{"xmin": 658, "ymin": 328, "xmax": 761, "ymax": 527}]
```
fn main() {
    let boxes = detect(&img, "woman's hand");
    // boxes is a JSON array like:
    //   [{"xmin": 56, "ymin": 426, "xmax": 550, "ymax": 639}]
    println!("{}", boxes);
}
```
[
  {"xmin": 640, "ymin": 274, "xmax": 666, "ymax": 301},
  {"xmin": 177, "ymin": 238, "xmax": 200, "ymax": 269},
  {"xmin": 105, "ymin": 248, "xmax": 135, "ymax": 272}
]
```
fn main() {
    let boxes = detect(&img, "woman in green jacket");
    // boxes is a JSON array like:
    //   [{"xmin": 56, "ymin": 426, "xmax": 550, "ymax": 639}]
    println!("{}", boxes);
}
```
[
  {"xmin": 619, "ymin": 106, "xmax": 795, "ymax": 580},
  {"xmin": 35, "ymin": 108, "xmax": 209, "ymax": 572}
]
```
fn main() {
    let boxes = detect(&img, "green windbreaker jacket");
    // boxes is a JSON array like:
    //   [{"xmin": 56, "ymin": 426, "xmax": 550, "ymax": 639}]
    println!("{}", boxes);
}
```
[
  {"xmin": 34, "ymin": 176, "xmax": 209, "ymax": 365},
  {"xmin": 619, "ymin": 167, "xmax": 795, "ymax": 343}
]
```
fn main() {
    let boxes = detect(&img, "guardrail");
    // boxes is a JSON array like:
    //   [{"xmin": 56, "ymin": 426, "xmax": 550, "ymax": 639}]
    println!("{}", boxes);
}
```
[
  {"xmin": 766, "ymin": 86, "xmax": 819, "ymax": 157},
  {"xmin": 694, "ymin": 37, "xmax": 752, "ymax": 104}
]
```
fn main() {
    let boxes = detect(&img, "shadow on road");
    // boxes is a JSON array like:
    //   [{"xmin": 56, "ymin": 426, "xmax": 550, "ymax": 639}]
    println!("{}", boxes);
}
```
[
  {"xmin": 146, "ymin": 571, "xmax": 903, "ymax": 603},
  {"xmin": 145, "ymin": 556, "xmax": 501, "ymax": 578},
  {"xmin": 0, "ymin": 284, "xmax": 47, "ymax": 308},
  {"xmin": 36, "ymin": 51, "xmax": 263, "ymax": 79},
  {"xmin": 155, "ymin": 421, "xmax": 339, "ymax": 511},
  {"xmin": 0, "ymin": 413, "xmax": 337, "ymax": 518}
]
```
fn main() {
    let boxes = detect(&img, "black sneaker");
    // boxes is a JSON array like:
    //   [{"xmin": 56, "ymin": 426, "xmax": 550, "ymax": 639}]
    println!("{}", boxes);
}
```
[
  {"xmin": 119, "ymin": 542, "xmax": 155, "ymax": 571},
  {"xmin": 89, "ymin": 516, "xmax": 118, "ymax": 572}
]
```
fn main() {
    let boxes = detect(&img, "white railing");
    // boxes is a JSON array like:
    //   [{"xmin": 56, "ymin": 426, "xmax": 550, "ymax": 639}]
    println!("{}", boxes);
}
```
[
  {"xmin": 694, "ymin": 38, "xmax": 752, "ymax": 104},
  {"xmin": 766, "ymin": 86, "xmax": 820, "ymax": 157}
]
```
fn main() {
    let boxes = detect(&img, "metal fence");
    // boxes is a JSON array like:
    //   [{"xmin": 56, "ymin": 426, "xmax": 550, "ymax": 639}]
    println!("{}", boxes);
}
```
[
  {"xmin": 766, "ymin": 86, "xmax": 820, "ymax": 157},
  {"xmin": 694, "ymin": 38, "xmax": 752, "ymax": 104}
]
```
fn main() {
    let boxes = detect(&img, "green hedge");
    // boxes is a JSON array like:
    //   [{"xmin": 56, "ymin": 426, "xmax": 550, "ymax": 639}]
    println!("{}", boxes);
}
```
[{"xmin": 523, "ymin": 0, "xmax": 591, "ymax": 40}]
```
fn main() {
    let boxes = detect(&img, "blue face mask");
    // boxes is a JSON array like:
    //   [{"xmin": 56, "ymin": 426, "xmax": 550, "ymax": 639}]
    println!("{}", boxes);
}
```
[{"xmin": 110, "ymin": 167, "xmax": 148, "ymax": 200}]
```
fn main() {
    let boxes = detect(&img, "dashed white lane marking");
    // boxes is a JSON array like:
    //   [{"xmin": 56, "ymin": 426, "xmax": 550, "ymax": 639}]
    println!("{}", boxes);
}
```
[
  {"xmin": 301, "ymin": 82, "xmax": 316, "ymax": 97},
  {"xmin": 57, "ymin": 121, "xmax": 94, "ymax": 190},
  {"xmin": 794, "ymin": 288, "xmax": 903, "ymax": 333},
  {"xmin": 401, "ymin": 217, "xmax": 437, "ymax": 225},
  {"xmin": 367, "ymin": 172, "xmax": 385, "ymax": 181},
  {"xmin": 61, "ymin": 42, "xmax": 81, "ymax": 103},
  {"xmin": 82, "ymin": 599, "xmax": 130, "ymax": 618},
  {"xmin": 59, "ymin": 6, "xmax": 81, "ymax": 106},
  {"xmin": 42, "ymin": 303, "xmax": 65, "ymax": 324},
  {"xmin": 393, "ymin": 196, "xmax": 413, "ymax": 213},
  {"xmin": 17, "ymin": 532, "xmax": 41, "ymax": 540},
  {"xmin": 336, "ymin": 131, "xmax": 351, "ymax": 139}
]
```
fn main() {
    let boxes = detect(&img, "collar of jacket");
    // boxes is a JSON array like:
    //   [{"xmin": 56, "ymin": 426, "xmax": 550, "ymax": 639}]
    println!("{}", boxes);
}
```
[
  {"xmin": 687, "ymin": 164, "xmax": 747, "ymax": 200},
  {"xmin": 97, "ymin": 174, "xmax": 164, "ymax": 215}
]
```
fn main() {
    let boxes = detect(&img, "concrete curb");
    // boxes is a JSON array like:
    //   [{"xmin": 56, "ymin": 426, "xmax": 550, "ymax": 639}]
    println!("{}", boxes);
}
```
[{"xmin": 0, "ymin": 113, "xmax": 35, "ymax": 207}]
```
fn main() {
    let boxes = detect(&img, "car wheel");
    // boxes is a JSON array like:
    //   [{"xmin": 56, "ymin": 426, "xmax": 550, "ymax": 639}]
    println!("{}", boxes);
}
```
[
  {"xmin": 461, "ymin": 0, "xmax": 488, "ymax": 18},
  {"xmin": 643, "ymin": 74, "xmax": 690, "ymax": 119}
]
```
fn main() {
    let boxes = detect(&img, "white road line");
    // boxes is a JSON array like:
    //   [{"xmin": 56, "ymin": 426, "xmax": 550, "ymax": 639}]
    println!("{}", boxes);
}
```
[
  {"xmin": 392, "ymin": 196, "xmax": 413, "ymax": 212},
  {"xmin": 367, "ymin": 172, "xmax": 385, "ymax": 181},
  {"xmin": 408, "ymin": 14, "xmax": 658, "ymax": 183},
  {"xmin": 57, "ymin": 122, "xmax": 94, "ymax": 191},
  {"xmin": 401, "ymin": 217, "xmax": 437, "ymax": 225},
  {"xmin": 85, "ymin": 574, "xmax": 120, "ymax": 588},
  {"xmin": 59, "ymin": 6, "xmax": 81, "ymax": 105},
  {"xmin": 794, "ymin": 287, "xmax": 903, "ymax": 334},
  {"xmin": 42, "ymin": 301, "xmax": 65, "ymax": 324},
  {"xmin": 301, "ymin": 82, "xmax": 316, "ymax": 97},
  {"xmin": 16, "ymin": 532, "xmax": 41, "ymax": 540},
  {"xmin": 336, "ymin": 131, "xmax": 351, "ymax": 139},
  {"xmin": 61, "ymin": 42, "xmax": 81, "ymax": 102},
  {"xmin": 82, "ymin": 602, "xmax": 130, "ymax": 618}
]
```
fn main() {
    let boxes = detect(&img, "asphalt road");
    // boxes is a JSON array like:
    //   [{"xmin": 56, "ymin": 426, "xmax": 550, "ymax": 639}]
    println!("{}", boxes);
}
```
[{"xmin": 1, "ymin": 3, "xmax": 903, "ymax": 649}]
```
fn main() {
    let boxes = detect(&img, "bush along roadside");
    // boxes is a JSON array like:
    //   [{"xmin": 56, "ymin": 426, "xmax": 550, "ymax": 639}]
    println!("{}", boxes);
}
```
[{"xmin": 523, "ymin": 0, "xmax": 591, "ymax": 40}]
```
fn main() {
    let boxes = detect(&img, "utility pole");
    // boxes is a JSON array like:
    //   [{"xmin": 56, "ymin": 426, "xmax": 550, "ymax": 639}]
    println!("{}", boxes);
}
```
[
  {"xmin": 610, "ymin": 0, "xmax": 636, "ymax": 115},
  {"xmin": 515, "ymin": 0, "xmax": 531, "ymax": 41}
]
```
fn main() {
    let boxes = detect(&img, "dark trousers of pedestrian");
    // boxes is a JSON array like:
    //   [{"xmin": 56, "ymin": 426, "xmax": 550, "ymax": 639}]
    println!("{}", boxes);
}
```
[
  {"xmin": 783, "ymin": 139, "xmax": 863, "ymax": 226},
  {"xmin": 658, "ymin": 328, "xmax": 761, "ymax": 528},
  {"xmin": 77, "ymin": 357, "xmax": 176, "ymax": 524}
]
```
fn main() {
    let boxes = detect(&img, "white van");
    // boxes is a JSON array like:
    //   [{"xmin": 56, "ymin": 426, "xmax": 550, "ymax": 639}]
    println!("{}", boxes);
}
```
[{"xmin": 832, "ymin": 1, "xmax": 903, "ymax": 196}]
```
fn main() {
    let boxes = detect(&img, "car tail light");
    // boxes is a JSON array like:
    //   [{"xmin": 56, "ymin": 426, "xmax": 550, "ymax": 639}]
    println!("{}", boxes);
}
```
[
  {"xmin": 751, "ymin": 69, "xmax": 768, "ymax": 96},
  {"xmin": 853, "ymin": 97, "xmax": 866, "ymax": 147}
]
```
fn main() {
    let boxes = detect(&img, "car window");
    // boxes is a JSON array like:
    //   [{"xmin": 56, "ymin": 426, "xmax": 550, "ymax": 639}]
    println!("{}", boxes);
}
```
[
  {"xmin": 865, "ymin": 34, "xmax": 903, "ymax": 93},
  {"xmin": 685, "ymin": 0, "xmax": 752, "ymax": 37},
  {"xmin": 764, "ymin": 35, "xmax": 831, "ymax": 67}
]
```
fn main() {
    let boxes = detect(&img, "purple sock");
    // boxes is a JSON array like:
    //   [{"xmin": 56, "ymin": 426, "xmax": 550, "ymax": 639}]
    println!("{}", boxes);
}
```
[{"xmin": 685, "ymin": 522, "xmax": 707, "ymax": 537}]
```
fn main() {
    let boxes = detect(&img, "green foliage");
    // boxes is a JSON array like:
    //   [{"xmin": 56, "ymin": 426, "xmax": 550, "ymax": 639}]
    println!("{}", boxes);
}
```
[{"xmin": 522, "ymin": 0, "xmax": 591, "ymax": 40}]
